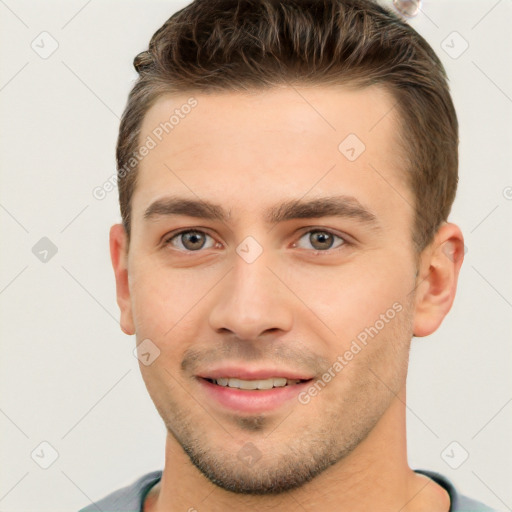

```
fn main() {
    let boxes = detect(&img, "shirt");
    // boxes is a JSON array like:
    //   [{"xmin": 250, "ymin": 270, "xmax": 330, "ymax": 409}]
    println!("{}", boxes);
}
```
[{"xmin": 77, "ymin": 469, "xmax": 500, "ymax": 512}]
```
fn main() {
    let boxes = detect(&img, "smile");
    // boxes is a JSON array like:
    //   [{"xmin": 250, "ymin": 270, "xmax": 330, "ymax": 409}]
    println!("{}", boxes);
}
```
[
  {"xmin": 204, "ymin": 377, "xmax": 307, "ymax": 390},
  {"xmin": 198, "ymin": 376, "xmax": 314, "ymax": 413}
]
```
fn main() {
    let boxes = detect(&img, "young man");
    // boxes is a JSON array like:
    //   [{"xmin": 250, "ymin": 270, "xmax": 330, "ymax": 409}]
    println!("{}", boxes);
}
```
[{"xmin": 79, "ymin": 0, "xmax": 498, "ymax": 510}]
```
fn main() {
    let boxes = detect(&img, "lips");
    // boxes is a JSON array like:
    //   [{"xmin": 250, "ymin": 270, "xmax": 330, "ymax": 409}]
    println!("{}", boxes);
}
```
[
  {"xmin": 196, "ymin": 366, "xmax": 314, "ymax": 382},
  {"xmin": 195, "ymin": 366, "xmax": 314, "ymax": 412}
]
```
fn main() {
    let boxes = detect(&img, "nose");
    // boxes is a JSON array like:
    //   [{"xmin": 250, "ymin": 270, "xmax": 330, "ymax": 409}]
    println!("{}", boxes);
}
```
[{"xmin": 208, "ymin": 249, "xmax": 294, "ymax": 341}]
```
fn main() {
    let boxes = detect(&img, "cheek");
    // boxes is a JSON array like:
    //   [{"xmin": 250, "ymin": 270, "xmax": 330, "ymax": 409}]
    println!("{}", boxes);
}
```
[
  {"xmin": 289, "ymin": 255, "xmax": 415, "ymax": 340},
  {"xmin": 129, "ymin": 258, "xmax": 219, "ymax": 339},
  {"xmin": 129, "ymin": 260, "xmax": 181, "ymax": 336}
]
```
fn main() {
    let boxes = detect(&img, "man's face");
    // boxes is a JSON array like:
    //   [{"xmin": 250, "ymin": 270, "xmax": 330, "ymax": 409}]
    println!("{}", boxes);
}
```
[{"xmin": 119, "ymin": 85, "xmax": 420, "ymax": 493}]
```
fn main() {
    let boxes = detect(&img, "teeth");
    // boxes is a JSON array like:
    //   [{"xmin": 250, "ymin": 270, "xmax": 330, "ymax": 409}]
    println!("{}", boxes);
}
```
[
  {"xmin": 272, "ymin": 377, "xmax": 287, "ymax": 387},
  {"xmin": 212, "ymin": 377, "xmax": 301, "ymax": 389},
  {"xmin": 255, "ymin": 379, "xmax": 275, "ymax": 390},
  {"xmin": 238, "ymin": 379, "xmax": 259, "ymax": 390}
]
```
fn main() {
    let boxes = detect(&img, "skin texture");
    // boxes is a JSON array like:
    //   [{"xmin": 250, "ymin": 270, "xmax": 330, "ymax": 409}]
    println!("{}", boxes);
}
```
[{"xmin": 110, "ymin": 85, "xmax": 464, "ymax": 511}]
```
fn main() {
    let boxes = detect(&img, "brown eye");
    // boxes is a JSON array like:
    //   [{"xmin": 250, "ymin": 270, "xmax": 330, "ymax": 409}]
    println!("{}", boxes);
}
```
[
  {"xmin": 296, "ymin": 230, "xmax": 345, "ymax": 251},
  {"xmin": 165, "ymin": 230, "xmax": 215, "ymax": 251}
]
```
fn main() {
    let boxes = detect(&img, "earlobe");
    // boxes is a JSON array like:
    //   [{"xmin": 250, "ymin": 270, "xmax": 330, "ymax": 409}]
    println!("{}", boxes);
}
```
[
  {"xmin": 412, "ymin": 223, "xmax": 464, "ymax": 337},
  {"xmin": 109, "ymin": 224, "xmax": 135, "ymax": 335}
]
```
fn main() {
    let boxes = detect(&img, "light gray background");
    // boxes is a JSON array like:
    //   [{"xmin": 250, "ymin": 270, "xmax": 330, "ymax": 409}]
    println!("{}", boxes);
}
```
[{"xmin": 1, "ymin": 1, "xmax": 511, "ymax": 510}]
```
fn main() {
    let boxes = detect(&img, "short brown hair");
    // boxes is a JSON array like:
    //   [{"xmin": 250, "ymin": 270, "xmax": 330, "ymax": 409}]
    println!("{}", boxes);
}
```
[{"xmin": 116, "ymin": 0, "xmax": 458, "ymax": 251}]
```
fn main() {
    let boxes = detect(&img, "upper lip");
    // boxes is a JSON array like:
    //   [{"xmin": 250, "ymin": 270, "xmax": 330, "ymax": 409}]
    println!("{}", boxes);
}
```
[{"xmin": 196, "ymin": 366, "xmax": 314, "ymax": 381}]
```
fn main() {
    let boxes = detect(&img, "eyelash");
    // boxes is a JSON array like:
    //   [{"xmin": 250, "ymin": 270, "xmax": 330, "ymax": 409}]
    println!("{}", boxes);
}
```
[{"xmin": 162, "ymin": 228, "xmax": 351, "ymax": 255}]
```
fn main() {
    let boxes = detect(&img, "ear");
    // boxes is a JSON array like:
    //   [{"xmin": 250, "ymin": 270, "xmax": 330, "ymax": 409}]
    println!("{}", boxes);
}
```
[
  {"xmin": 412, "ymin": 222, "xmax": 465, "ymax": 337},
  {"xmin": 109, "ymin": 224, "xmax": 135, "ymax": 335}
]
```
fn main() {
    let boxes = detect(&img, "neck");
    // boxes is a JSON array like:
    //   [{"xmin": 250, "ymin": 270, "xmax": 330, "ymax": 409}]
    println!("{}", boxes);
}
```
[{"xmin": 147, "ymin": 386, "xmax": 450, "ymax": 512}]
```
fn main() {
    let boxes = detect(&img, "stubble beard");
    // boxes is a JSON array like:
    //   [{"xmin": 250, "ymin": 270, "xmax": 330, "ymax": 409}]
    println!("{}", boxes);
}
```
[{"xmin": 150, "ymin": 299, "xmax": 415, "ymax": 495}]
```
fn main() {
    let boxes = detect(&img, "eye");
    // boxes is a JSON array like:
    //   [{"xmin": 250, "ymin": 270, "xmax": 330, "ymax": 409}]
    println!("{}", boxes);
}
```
[
  {"xmin": 294, "ymin": 229, "xmax": 346, "ymax": 252},
  {"xmin": 164, "ymin": 230, "xmax": 217, "ymax": 251}
]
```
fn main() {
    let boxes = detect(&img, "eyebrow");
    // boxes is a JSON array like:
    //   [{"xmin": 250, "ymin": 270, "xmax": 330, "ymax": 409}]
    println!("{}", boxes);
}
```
[{"xmin": 143, "ymin": 195, "xmax": 380, "ymax": 228}]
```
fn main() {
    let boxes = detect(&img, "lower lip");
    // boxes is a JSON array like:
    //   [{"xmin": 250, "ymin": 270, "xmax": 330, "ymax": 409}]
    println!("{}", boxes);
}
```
[{"xmin": 197, "ymin": 377, "xmax": 312, "ymax": 413}]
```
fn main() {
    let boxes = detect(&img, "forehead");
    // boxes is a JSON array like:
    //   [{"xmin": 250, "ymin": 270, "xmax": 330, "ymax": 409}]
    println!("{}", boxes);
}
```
[{"xmin": 133, "ymin": 84, "xmax": 412, "ymax": 226}]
